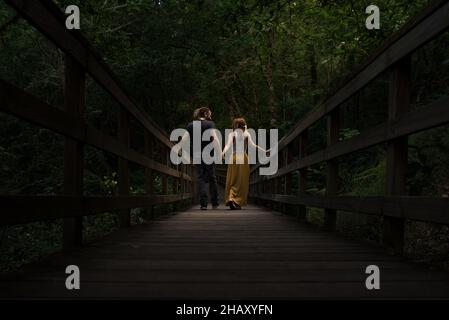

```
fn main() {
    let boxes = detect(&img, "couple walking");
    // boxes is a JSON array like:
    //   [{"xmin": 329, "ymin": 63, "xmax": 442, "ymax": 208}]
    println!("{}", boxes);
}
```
[{"xmin": 186, "ymin": 107, "xmax": 269, "ymax": 210}]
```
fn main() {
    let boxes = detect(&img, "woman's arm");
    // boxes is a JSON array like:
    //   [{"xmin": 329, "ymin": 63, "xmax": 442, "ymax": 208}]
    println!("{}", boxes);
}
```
[
  {"xmin": 176, "ymin": 131, "xmax": 190, "ymax": 152},
  {"xmin": 222, "ymin": 132, "xmax": 234, "ymax": 156},
  {"xmin": 246, "ymin": 131, "xmax": 269, "ymax": 153}
]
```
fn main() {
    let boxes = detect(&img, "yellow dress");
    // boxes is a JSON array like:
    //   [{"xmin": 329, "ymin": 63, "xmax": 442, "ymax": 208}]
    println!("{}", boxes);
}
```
[{"xmin": 225, "ymin": 152, "xmax": 250, "ymax": 207}]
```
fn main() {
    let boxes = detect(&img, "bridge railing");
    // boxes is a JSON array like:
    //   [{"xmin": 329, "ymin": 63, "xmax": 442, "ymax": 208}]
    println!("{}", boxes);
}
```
[
  {"xmin": 0, "ymin": 0, "xmax": 194, "ymax": 249},
  {"xmin": 249, "ymin": 0, "xmax": 449, "ymax": 254}
]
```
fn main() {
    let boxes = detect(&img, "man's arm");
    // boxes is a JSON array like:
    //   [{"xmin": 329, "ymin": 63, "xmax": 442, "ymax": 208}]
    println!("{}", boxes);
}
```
[{"xmin": 211, "ymin": 128, "xmax": 222, "ymax": 151}]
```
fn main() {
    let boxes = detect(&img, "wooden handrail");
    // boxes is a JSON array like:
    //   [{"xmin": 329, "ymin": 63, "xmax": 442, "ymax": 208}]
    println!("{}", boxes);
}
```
[
  {"xmin": 0, "ymin": 0, "xmax": 194, "ymax": 249},
  {"xmin": 0, "ymin": 80, "xmax": 192, "ymax": 181},
  {"xmin": 252, "ymin": 194, "xmax": 449, "ymax": 225},
  {"xmin": 251, "ymin": 95, "xmax": 449, "ymax": 184},
  {"xmin": 252, "ymin": 0, "xmax": 449, "ymax": 173},
  {"xmin": 5, "ymin": 0, "xmax": 172, "ymax": 148},
  {"xmin": 250, "ymin": 0, "xmax": 449, "ymax": 254},
  {"xmin": 0, "ymin": 194, "xmax": 194, "ymax": 227}
]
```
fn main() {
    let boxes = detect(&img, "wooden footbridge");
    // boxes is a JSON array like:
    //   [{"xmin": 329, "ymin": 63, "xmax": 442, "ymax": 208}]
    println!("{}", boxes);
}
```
[{"xmin": 1, "ymin": 0, "xmax": 449, "ymax": 299}]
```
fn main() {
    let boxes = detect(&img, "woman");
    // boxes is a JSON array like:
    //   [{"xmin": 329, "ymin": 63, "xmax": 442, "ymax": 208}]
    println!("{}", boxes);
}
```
[{"xmin": 222, "ymin": 118, "xmax": 269, "ymax": 210}]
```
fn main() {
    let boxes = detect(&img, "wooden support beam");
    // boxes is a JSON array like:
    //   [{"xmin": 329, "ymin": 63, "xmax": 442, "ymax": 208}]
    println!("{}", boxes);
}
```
[
  {"xmin": 249, "ymin": 194, "xmax": 449, "ymax": 225},
  {"xmin": 0, "ymin": 194, "xmax": 194, "ymax": 226},
  {"xmin": 285, "ymin": 147, "xmax": 293, "ymax": 194},
  {"xmin": 162, "ymin": 148, "xmax": 169, "ymax": 214},
  {"xmin": 172, "ymin": 176, "xmax": 178, "ymax": 212},
  {"xmin": 324, "ymin": 108, "xmax": 340, "ymax": 230},
  {"xmin": 118, "ymin": 108, "xmax": 131, "ymax": 227},
  {"xmin": 63, "ymin": 55, "xmax": 85, "ymax": 250},
  {"xmin": 284, "ymin": 146, "xmax": 293, "ymax": 214},
  {"xmin": 144, "ymin": 131, "xmax": 154, "ymax": 219},
  {"xmin": 298, "ymin": 130, "xmax": 308, "ymax": 220},
  {"xmin": 383, "ymin": 56, "xmax": 411, "ymax": 254}
]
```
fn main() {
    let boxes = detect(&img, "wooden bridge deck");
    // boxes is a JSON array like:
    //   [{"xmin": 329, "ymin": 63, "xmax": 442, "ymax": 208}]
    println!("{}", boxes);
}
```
[{"xmin": 1, "ymin": 205, "xmax": 449, "ymax": 300}]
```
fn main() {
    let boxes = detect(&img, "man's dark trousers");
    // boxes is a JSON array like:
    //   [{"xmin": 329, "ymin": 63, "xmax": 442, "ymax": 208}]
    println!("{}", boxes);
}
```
[{"xmin": 195, "ymin": 163, "xmax": 219, "ymax": 208}]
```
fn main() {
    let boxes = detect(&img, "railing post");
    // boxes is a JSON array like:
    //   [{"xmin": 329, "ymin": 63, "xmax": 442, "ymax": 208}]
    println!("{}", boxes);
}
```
[
  {"xmin": 324, "ymin": 108, "xmax": 340, "ymax": 231},
  {"xmin": 297, "ymin": 130, "xmax": 308, "ymax": 220},
  {"xmin": 180, "ymin": 164, "xmax": 186, "ymax": 210},
  {"xmin": 118, "ymin": 108, "xmax": 131, "ymax": 227},
  {"xmin": 285, "ymin": 145, "xmax": 293, "ymax": 214},
  {"xmin": 144, "ymin": 131, "xmax": 154, "ymax": 219},
  {"xmin": 384, "ymin": 56, "xmax": 411, "ymax": 254},
  {"xmin": 189, "ymin": 165, "xmax": 194, "ymax": 206},
  {"xmin": 275, "ymin": 151, "xmax": 284, "ymax": 212},
  {"xmin": 186, "ymin": 164, "xmax": 195, "ymax": 205},
  {"xmin": 162, "ymin": 148, "xmax": 169, "ymax": 214},
  {"xmin": 173, "ymin": 170, "xmax": 179, "ymax": 212},
  {"xmin": 63, "ymin": 55, "xmax": 85, "ymax": 250},
  {"xmin": 271, "ymin": 177, "xmax": 276, "ymax": 210}
]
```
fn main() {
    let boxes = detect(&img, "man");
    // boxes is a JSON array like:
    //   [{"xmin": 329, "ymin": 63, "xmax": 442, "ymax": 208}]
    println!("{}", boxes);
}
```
[{"xmin": 185, "ymin": 107, "xmax": 220, "ymax": 210}]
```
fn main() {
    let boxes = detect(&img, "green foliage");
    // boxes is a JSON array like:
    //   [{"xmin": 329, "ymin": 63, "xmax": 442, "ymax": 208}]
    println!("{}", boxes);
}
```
[
  {"xmin": 1, "ymin": 0, "xmax": 449, "ymax": 272},
  {"xmin": 101, "ymin": 172, "xmax": 119, "ymax": 195},
  {"xmin": 0, "ymin": 221, "xmax": 62, "ymax": 273}
]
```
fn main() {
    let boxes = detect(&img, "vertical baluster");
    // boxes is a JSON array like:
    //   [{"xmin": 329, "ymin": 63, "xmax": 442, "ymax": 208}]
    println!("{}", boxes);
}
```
[
  {"xmin": 179, "ymin": 164, "xmax": 184, "ymax": 210},
  {"xmin": 144, "ymin": 131, "xmax": 154, "ymax": 219},
  {"xmin": 298, "ymin": 131, "xmax": 308, "ymax": 220},
  {"xmin": 285, "ymin": 146, "xmax": 293, "ymax": 214},
  {"xmin": 162, "ymin": 148, "xmax": 168, "ymax": 214},
  {"xmin": 118, "ymin": 108, "xmax": 131, "ymax": 227},
  {"xmin": 324, "ymin": 108, "xmax": 340, "ymax": 231},
  {"xmin": 384, "ymin": 56, "xmax": 411, "ymax": 254},
  {"xmin": 63, "ymin": 55, "xmax": 85, "ymax": 250},
  {"xmin": 173, "ymin": 168, "xmax": 179, "ymax": 212}
]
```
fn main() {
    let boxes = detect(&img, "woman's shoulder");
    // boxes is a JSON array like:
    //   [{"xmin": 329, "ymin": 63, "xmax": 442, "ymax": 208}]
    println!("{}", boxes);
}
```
[{"xmin": 243, "ymin": 130, "xmax": 252, "ymax": 137}]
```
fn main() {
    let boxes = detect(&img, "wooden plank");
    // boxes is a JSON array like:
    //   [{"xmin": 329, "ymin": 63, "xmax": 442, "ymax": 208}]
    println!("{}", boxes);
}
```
[
  {"xmin": 0, "ymin": 194, "xmax": 193, "ymax": 226},
  {"xmin": 383, "ymin": 56, "xmax": 411, "ymax": 254},
  {"xmin": 2, "ymin": 206, "xmax": 449, "ymax": 299},
  {"xmin": 62, "ymin": 55, "xmax": 85, "ymax": 249},
  {"xmin": 0, "ymin": 79, "xmax": 84, "ymax": 139},
  {"xmin": 251, "ymin": 194, "xmax": 449, "ymax": 225},
  {"xmin": 4, "ymin": 280, "xmax": 449, "ymax": 299},
  {"xmin": 9, "ymin": 267, "xmax": 449, "ymax": 283},
  {"xmin": 0, "ymin": 80, "xmax": 191, "ymax": 180}
]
